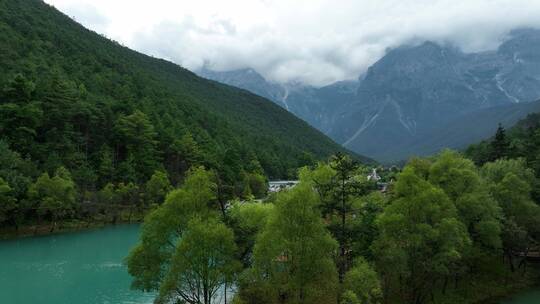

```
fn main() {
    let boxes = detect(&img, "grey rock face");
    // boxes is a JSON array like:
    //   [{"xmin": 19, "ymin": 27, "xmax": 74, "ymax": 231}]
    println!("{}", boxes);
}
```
[{"xmin": 197, "ymin": 29, "xmax": 540, "ymax": 162}]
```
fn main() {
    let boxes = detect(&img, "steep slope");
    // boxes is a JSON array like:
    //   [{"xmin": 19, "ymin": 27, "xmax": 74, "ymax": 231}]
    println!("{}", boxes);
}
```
[
  {"xmin": 197, "ymin": 68, "xmax": 357, "ymax": 133},
  {"xmin": 466, "ymin": 110, "xmax": 540, "ymax": 178},
  {"xmin": 333, "ymin": 30, "xmax": 540, "ymax": 161},
  {"xmin": 381, "ymin": 100, "xmax": 540, "ymax": 162},
  {"xmin": 0, "ymin": 0, "xmax": 364, "ymax": 187}
]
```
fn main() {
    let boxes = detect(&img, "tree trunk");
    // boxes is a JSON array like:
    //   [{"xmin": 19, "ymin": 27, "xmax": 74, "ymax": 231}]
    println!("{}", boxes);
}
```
[
  {"xmin": 442, "ymin": 276, "xmax": 448, "ymax": 295},
  {"xmin": 339, "ymin": 178, "xmax": 346, "ymax": 283}
]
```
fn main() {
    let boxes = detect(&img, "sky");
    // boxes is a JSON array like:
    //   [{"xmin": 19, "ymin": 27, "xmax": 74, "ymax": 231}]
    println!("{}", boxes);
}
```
[{"xmin": 44, "ymin": 0, "xmax": 540, "ymax": 87}]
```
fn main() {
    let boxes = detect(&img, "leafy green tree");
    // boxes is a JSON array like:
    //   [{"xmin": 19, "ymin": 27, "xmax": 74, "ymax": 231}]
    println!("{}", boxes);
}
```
[
  {"xmin": 428, "ymin": 151, "xmax": 502, "ymax": 263},
  {"xmin": 372, "ymin": 167, "xmax": 470, "ymax": 304},
  {"xmin": 27, "ymin": 167, "xmax": 77, "ymax": 231},
  {"xmin": 145, "ymin": 170, "xmax": 172, "ymax": 206},
  {"xmin": 229, "ymin": 201, "xmax": 274, "ymax": 266},
  {"xmin": 98, "ymin": 183, "xmax": 118, "ymax": 208},
  {"xmin": 245, "ymin": 172, "xmax": 267, "ymax": 199},
  {"xmin": 0, "ymin": 177, "xmax": 17, "ymax": 226},
  {"xmin": 248, "ymin": 180, "xmax": 339, "ymax": 304},
  {"xmin": 342, "ymin": 258, "xmax": 381, "ymax": 304},
  {"xmin": 157, "ymin": 217, "xmax": 241, "ymax": 304},
  {"xmin": 349, "ymin": 191, "xmax": 386, "ymax": 260},
  {"xmin": 0, "ymin": 140, "xmax": 35, "ymax": 199},
  {"xmin": 482, "ymin": 159, "xmax": 540, "ymax": 271},
  {"xmin": 127, "ymin": 167, "xmax": 218, "ymax": 293}
]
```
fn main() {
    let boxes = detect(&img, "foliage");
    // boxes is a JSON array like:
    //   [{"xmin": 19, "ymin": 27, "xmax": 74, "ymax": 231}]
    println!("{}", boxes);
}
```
[
  {"xmin": 481, "ymin": 158, "xmax": 540, "ymax": 271},
  {"xmin": 249, "ymin": 181, "xmax": 339, "ymax": 304},
  {"xmin": 372, "ymin": 166, "xmax": 470, "ymax": 304},
  {"xmin": 0, "ymin": 178, "xmax": 16, "ymax": 225},
  {"xmin": 26, "ymin": 167, "xmax": 77, "ymax": 225},
  {"xmin": 308, "ymin": 153, "xmax": 376, "ymax": 282},
  {"xmin": 342, "ymin": 258, "xmax": 382, "ymax": 304},
  {"xmin": 127, "ymin": 167, "xmax": 218, "ymax": 291},
  {"xmin": 157, "ymin": 217, "xmax": 240, "ymax": 304},
  {"xmin": 144, "ymin": 170, "xmax": 172, "ymax": 206}
]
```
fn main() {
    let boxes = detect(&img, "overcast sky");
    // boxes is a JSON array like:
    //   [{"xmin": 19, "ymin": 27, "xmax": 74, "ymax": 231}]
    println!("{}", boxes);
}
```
[{"xmin": 44, "ymin": 0, "xmax": 540, "ymax": 86}]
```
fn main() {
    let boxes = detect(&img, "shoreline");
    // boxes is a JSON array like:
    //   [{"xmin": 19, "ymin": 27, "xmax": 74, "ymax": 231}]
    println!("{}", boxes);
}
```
[{"xmin": 0, "ymin": 216, "xmax": 146, "ymax": 241}]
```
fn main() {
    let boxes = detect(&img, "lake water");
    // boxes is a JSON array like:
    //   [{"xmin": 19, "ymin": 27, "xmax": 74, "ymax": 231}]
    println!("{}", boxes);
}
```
[
  {"xmin": 0, "ymin": 224, "xmax": 154, "ymax": 304},
  {"xmin": 1, "ymin": 224, "xmax": 537, "ymax": 304}
]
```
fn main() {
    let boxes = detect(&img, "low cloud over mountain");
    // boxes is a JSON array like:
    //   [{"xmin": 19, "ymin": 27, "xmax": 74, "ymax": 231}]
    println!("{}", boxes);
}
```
[{"xmin": 46, "ymin": 0, "xmax": 540, "ymax": 86}]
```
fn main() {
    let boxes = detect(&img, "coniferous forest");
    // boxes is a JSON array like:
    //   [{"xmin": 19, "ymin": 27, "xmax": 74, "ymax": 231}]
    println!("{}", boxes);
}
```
[{"xmin": 0, "ymin": 0, "xmax": 359, "ymax": 232}]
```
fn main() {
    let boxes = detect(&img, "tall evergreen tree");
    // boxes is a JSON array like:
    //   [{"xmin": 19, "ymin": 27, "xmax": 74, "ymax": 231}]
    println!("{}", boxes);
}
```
[
  {"xmin": 313, "ymin": 153, "xmax": 374, "ymax": 282},
  {"xmin": 490, "ymin": 124, "xmax": 510, "ymax": 161}
]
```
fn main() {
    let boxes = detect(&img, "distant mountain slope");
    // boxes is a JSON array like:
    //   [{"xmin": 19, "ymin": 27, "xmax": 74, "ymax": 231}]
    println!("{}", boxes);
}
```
[
  {"xmin": 196, "ymin": 68, "xmax": 357, "ymax": 133},
  {"xmin": 380, "ymin": 100, "xmax": 540, "ymax": 162},
  {"xmin": 0, "ymin": 0, "xmax": 367, "ymax": 187},
  {"xmin": 332, "ymin": 32, "xmax": 540, "ymax": 161},
  {"xmin": 465, "ymin": 110, "xmax": 540, "ymax": 179},
  {"xmin": 200, "ymin": 29, "xmax": 540, "ymax": 162}
]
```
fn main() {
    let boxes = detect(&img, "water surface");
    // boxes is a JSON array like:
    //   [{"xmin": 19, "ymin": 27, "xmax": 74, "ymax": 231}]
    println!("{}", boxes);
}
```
[{"xmin": 0, "ymin": 224, "xmax": 154, "ymax": 304}]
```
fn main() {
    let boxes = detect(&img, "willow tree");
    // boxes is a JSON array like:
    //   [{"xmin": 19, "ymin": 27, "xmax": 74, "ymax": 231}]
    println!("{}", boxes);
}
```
[
  {"xmin": 426, "ymin": 151, "xmax": 502, "ymax": 281},
  {"xmin": 481, "ymin": 158, "xmax": 540, "ymax": 271},
  {"xmin": 248, "ymin": 177, "xmax": 339, "ymax": 304},
  {"xmin": 127, "ymin": 167, "xmax": 240, "ymax": 304},
  {"xmin": 157, "ymin": 218, "xmax": 240, "ymax": 304},
  {"xmin": 373, "ymin": 167, "xmax": 470, "ymax": 304}
]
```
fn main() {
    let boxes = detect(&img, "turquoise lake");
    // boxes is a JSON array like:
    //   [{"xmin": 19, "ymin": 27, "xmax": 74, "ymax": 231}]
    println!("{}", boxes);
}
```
[
  {"xmin": 0, "ymin": 224, "xmax": 154, "ymax": 304},
  {"xmin": 0, "ymin": 223, "xmax": 538, "ymax": 304}
]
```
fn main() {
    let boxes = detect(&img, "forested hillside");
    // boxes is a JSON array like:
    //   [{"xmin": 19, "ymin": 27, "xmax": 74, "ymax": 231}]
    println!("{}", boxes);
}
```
[
  {"xmin": 466, "ymin": 113, "xmax": 540, "ymax": 180},
  {"xmin": 0, "ymin": 0, "xmax": 360, "ymax": 231}
]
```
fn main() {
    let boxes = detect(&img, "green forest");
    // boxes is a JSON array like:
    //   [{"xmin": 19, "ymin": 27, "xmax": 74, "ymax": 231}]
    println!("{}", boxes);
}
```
[
  {"xmin": 127, "ymin": 148, "xmax": 540, "ymax": 304},
  {"xmin": 0, "ymin": 0, "xmax": 359, "ymax": 233},
  {"xmin": 467, "ymin": 114, "xmax": 540, "ymax": 181}
]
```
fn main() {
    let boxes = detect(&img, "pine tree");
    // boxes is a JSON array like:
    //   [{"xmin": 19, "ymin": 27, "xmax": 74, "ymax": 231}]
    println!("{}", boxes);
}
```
[{"xmin": 490, "ymin": 124, "xmax": 510, "ymax": 161}]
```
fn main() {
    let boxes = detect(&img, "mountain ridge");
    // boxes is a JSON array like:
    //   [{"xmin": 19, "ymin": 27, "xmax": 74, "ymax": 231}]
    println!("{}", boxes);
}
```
[
  {"xmin": 0, "ymin": 0, "xmax": 371, "ymax": 188},
  {"xmin": 198, "ymin": 29, "xmax": 540, "ymax": 162}
]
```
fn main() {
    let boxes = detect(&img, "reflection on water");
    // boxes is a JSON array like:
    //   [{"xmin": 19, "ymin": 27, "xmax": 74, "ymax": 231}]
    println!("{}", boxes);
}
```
[{"xmin": 0, "ymin": 224, "xmax": 155, "ymax": 304}]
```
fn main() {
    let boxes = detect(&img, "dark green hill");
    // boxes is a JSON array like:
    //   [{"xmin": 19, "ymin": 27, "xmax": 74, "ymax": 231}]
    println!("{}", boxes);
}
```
[
  {"xmin": 0, "ymin": 0, "xmax": 365, "ymax": 192},
  {"xmin": 465, "ymin": 110, "xmax": 540, "ymax": 176}
]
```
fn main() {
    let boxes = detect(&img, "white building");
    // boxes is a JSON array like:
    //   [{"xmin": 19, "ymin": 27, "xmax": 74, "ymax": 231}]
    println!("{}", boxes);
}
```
[
  {"xmin": 268, "ymin": 180, "xmax": 299, "ymax": 193},
  {"xmin": 367, "ymin": 168, "xmax": 381, "ymax": 182}
]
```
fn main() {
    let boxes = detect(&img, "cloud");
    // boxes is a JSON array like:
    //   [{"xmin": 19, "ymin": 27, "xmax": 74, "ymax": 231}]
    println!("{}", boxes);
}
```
[
  {"xmin": 51, "ymin": 1, "xmax": 110, "ymax": 33},
  {"xmin": 45, "ymin": 0, "xmax": 540, "ymax": 86}
]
